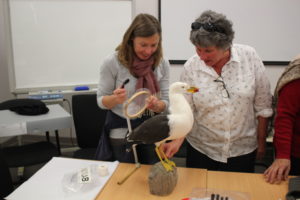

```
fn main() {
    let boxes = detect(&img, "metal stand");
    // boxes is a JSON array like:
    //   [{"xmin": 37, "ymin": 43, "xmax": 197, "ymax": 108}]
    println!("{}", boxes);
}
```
[{"xmin": 117, "ymin": 117, "xmax": 141, "ymax": 185}]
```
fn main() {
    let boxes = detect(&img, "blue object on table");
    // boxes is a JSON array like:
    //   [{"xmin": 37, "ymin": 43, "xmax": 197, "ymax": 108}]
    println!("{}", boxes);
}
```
[{"xmin": 74, "ymin": 86, "xmax": 89, "ymax": 91}]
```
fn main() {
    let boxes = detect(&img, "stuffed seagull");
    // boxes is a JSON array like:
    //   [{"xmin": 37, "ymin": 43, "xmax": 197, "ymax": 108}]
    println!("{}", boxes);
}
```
[{"xmin": 127, "ymin": 82, "xmax": 198, "ymax": 171}]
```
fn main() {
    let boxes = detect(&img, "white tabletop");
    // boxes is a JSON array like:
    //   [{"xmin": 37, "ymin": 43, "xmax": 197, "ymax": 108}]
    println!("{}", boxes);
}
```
[
  {"xmin": 0, "ymin": 104, "xmax": 72, "ymax": 137},
  {"xmin": 6, "ymin": 157, "xmax": 119, "ymax": 200}
]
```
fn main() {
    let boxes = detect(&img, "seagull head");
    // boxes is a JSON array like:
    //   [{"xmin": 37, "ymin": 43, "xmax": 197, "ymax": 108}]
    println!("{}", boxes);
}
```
[{"xmin": 170, "ymin": 82, "xmax": 199, "ymax": 94}]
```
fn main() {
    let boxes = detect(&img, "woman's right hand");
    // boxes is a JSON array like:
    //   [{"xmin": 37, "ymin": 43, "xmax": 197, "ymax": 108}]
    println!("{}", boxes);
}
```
[
  {"xmin": 102, "ymin": 88, "xmax": 127, "ymax": 109},
  {"xmin": 112, "ymin": 88, "xmax": 127, "ymax": 105}
]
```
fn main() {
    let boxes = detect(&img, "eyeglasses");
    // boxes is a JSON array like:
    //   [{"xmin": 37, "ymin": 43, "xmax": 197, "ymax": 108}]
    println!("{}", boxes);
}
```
[
  {"xmin": 191, "ymin": 22, "xmax": 225, "ymax": 34},
  {"xmin": 214, "ymin": 76, "xmax": 230, "ymax": 98}
]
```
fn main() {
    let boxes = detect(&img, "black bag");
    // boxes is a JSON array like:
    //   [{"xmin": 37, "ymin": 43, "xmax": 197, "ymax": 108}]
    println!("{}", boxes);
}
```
[
  {"xmin": 94, "ymin": 128, "xmax": 114, "ymax": 161},
  {"xmin": 0, "ymin": 99, "xmax": 49, "ymax": 115}
]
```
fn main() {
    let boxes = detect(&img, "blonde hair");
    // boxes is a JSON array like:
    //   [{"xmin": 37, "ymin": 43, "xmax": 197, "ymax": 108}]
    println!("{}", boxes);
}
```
[{"xmin": 116, "ymin": 13, "xmax": 163, "ymax": 70}]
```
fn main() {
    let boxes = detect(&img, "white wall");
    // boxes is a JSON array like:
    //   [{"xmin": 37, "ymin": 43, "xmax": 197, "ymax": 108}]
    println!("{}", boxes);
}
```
[
  {"xmin": 0, "ymin": 1, "xmax": 14, "ymax": 101},
  {"xmin": 265, "ymin": 66, "xmax": 285, "ymax": 93},
  {"xmin": 161, "ymin": 0, "xmax": 300, "ymax": 62},
  {"xmin": 133, "ymin": 0, "xmax": 158, "ymax": 17},
  {"xmin": 9, "ymin": 0, "xmax": 132, "ymax": 93}
]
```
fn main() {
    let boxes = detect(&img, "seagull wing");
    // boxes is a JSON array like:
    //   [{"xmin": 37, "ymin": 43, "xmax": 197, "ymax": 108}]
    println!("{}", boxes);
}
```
[{"xmin": 128, "ymin": 114, "xmax": 170, "ymax": 144}]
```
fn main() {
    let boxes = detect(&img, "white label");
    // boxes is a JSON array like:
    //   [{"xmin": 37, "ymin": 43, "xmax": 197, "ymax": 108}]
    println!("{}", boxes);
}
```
[{"xmin": 77, "ymin": 167, "xmax": 91, "ymax": 184}]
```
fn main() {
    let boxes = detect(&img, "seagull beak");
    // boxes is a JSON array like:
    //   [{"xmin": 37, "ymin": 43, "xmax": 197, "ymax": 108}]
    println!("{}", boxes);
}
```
[{"xmin": 187, "ymin": 86, "xmax": 199, "ymax": 93}]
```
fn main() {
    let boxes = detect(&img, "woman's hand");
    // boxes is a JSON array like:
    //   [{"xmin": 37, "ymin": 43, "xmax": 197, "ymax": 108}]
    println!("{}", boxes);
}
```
[
  {"xmin": 160, "ymin": 138, "xmax": 185, "ymax": 158},
  {"xmin": 112, "ymin": 88, "xmax": 127, "ymax": 104},
  {"xmin": 102, "ymin": 88, "xmax": 127, "ymax": 109},
  {"xmin": 263, "ymin": 158, "xmax": 291, "ymax": 184},
  {"xmin": 146, "ymin": 95, "xmax": 165, "ymax": 113}
]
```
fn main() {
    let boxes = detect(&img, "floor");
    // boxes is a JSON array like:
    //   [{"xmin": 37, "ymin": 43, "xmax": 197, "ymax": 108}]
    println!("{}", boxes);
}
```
[{"xmin": 1, "ymin": 135, "xmax": 274, "ymax": 184}]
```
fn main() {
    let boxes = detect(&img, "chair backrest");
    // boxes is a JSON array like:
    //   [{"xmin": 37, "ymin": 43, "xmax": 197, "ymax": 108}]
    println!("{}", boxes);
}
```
[{"xmin": 72, "ymin": 94, "xmax": 107, "ymax": 148}]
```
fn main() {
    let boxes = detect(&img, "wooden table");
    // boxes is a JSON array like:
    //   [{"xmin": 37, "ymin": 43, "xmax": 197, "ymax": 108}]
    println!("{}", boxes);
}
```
[
  {"xmin": 96, "ymin": 164, "xmax": 289, "ymax": 200},
  {"xmin": 96, "ymin": 163, "xmax": 207, "ymax": 200},
  {"xmin": 207, "ymin": 170, "xmax": 289, "ymax": 200}
]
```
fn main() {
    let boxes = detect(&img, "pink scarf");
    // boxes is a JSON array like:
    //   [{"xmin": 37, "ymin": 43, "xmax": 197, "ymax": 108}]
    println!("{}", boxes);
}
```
[{"xmin": 131, "ymin": 56, "xmax": 160, "ymax": 94}]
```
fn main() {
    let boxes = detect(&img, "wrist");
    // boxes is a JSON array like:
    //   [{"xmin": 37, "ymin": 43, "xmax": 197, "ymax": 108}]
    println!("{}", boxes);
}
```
[
  {"xmin": 174, "ymin": 137, "xmax": 185, "ymax": 145},
  {"xmin": 257, "ymin": 132, "xmax": 267, "ymax": 141},
  {"xmin": 102, "ymin": 94, "xmax": 119, "ymax": 109},
  {"xmin": 257, "ymin": 139, "xmax": 266, "ymax": 146}
]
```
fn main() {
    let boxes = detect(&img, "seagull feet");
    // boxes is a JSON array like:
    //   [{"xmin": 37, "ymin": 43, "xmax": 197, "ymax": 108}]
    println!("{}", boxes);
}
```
[
  {"xmin": 161, "ymin": 149, "xmax": 176, "ymax": 169},
  {"xmin": 163, "ymin": 158, "xmax": 176, "ymax": 168},
  {"xmin": 155, "ymin": 146, "xmax": 176, "ymax": 172},
  {"xmin": 161, "ymin": 160, "xmax": 174, "ymax": 171},
  {"xmin": 161, "ymin": 158, "xmax": 176, "ymax": 171}
]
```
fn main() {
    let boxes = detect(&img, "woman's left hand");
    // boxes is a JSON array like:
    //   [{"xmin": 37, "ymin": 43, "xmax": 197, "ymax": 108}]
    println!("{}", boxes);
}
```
[
  {"xmin": 264, "ymin": 158, "xmax": 290, "ymax": 184},
  {"xmin": 146, "ymin": 95, "xmax": 165, "ymax": 113}
]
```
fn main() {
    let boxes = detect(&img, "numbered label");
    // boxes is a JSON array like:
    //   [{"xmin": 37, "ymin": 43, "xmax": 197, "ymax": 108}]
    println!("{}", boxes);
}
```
[{"xmin": 78, "ymin": 167, "xmax": 91, "ymax": 183}]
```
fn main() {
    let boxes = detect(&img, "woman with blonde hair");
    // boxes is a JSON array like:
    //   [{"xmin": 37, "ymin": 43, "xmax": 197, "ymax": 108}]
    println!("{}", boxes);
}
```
[{"xmin": 95, "ymin": 13, "xmax": 170, "ymax": 164}]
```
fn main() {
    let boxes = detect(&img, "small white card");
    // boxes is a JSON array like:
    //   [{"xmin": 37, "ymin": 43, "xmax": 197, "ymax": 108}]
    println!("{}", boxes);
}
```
[{"xmin": 77, "ymin": 167, "xmax": 92, "ymax": 183}]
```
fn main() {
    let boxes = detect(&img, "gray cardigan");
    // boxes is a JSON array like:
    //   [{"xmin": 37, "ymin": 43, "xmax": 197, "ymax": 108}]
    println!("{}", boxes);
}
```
[{"xmin": 97, "ymin": 52, "xmax": 170, "ymax": 118}]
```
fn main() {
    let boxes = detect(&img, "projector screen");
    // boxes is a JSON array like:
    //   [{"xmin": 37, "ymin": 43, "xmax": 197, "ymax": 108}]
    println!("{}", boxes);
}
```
[
  {"xmin": 160, "ymin": 0, "xmax": 300, "ymax": 64},
  {"xmin": 8, "ymin": 0, "xmax": 132, "ymax": 93}
]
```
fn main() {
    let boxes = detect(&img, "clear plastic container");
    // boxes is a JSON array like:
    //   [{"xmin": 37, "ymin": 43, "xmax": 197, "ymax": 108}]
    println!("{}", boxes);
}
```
[{"xmin": 61, "ymin": 164, "xmax": 106, "ymax": 196}]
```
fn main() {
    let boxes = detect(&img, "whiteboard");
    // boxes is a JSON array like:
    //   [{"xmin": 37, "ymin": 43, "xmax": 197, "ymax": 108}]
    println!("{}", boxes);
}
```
[
  {"xmin": 9, "ymin": 0, "xmax": 132, "ymax": 93},
  {"xmin": 160, "ymin": 0, "xmax": 300, "ymax": 64}
]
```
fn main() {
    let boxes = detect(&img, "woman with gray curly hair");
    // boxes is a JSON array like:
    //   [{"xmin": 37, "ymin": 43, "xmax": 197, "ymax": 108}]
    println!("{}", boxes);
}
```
[{"xmin": 161, "ymin": 10, "xmax": 273, "ymax": 172}]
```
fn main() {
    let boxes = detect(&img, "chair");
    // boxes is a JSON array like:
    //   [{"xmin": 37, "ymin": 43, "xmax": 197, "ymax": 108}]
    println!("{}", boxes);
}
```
[{"xmin": 72, "ymin": 94, "xmax": 107, "ymax": 159}]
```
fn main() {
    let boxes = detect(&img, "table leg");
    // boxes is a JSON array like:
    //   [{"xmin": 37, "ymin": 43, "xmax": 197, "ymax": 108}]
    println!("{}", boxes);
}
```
[
  {"xmin": 46, "ymin": 131, "xmax": 50, "ymax": 142},
  {"xmin": 55, "ymin": 130, "xmax": 61, "ymax": 155}
]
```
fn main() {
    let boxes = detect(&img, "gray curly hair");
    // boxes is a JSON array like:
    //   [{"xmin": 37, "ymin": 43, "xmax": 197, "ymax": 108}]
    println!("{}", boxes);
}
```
[{"xmin": 190, "ymin": 10, "xmax": 234, "ymax": 50}]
